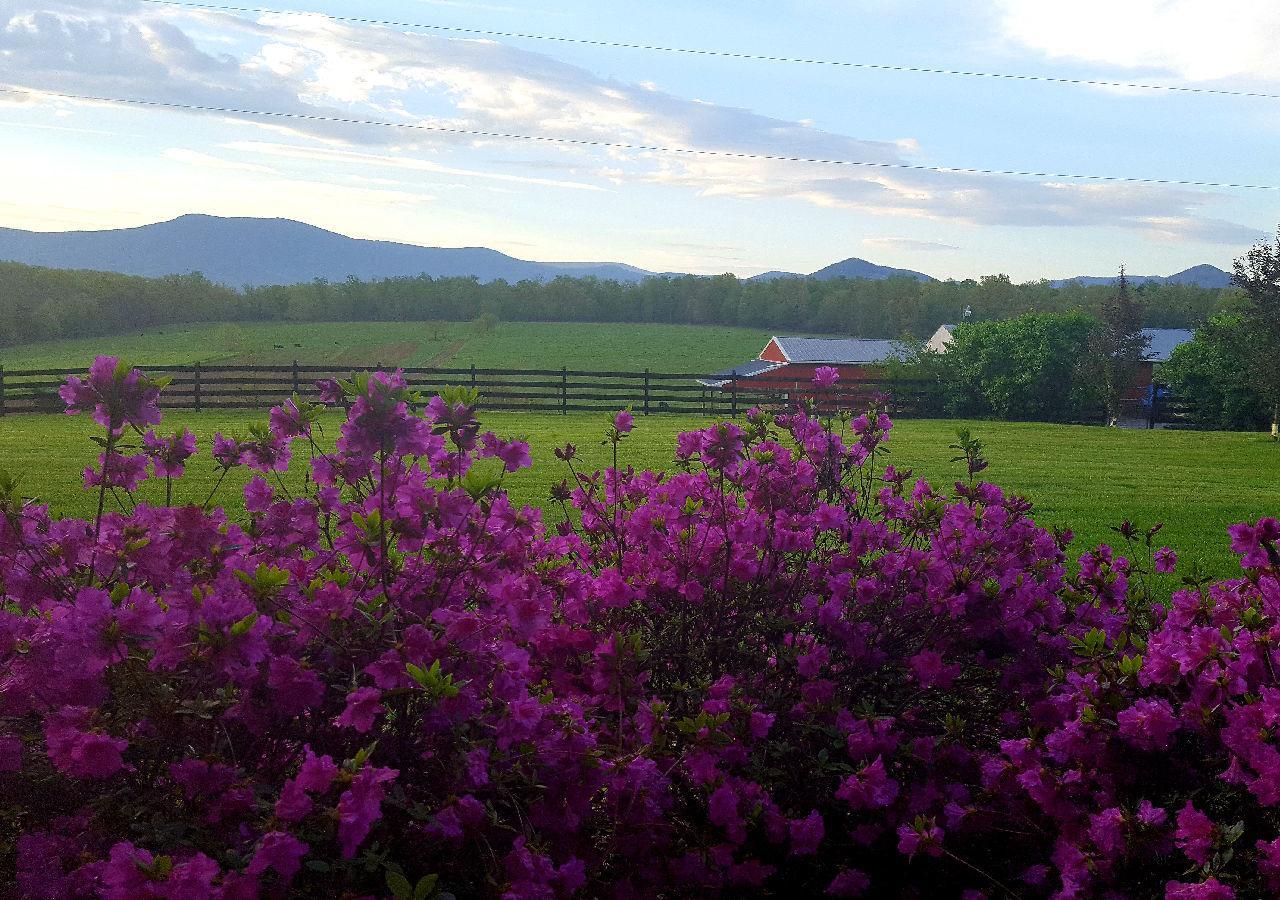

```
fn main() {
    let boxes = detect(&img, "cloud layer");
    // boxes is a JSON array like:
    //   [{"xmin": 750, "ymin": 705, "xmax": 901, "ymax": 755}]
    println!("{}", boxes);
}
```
[
  {"xmin": 994, "ymin": 0, "xmax": 1280, "ymax": 83},
  {"xmin": 0, "ymin": 0, "xmax": 1266, "ymax": 246}
]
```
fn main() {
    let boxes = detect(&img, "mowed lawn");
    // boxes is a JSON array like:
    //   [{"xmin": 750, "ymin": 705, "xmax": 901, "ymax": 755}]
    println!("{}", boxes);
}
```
[
  {"xmin": 0, "ymin": 321, "xmax": 778, "ymax": 373},
  {"xmin": 1, "ymin": 408, "xmax": 1275, "ymax": 579}
]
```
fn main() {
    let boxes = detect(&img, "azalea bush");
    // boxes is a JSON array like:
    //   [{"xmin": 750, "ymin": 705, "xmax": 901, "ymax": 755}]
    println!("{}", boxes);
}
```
[{"xmin": 2, "ymin": 358, "xmax": 1280, "ymax": 898}]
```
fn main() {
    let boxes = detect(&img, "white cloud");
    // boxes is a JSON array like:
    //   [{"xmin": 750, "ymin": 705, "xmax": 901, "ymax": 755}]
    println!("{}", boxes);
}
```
[
  {"xmin": 0, "ymin": 0, "xmax": 1266, "ymax": 247},
  {"xmin": 221, "ymin": 139, "xmax": 609, "ymax": 191},
  {"xmin": 994, "ymin": 0, "xmax": 1280, "ymax": 82},
  {"xmin": 864, "ymin": 237, "xmax": 960, "ymax": 252}
]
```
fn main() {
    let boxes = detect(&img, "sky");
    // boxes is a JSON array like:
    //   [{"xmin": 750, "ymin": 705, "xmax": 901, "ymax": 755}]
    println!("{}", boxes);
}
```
[{"xmin": 0, "ymin": 0, "xmax": 1277, "ymax": 280}]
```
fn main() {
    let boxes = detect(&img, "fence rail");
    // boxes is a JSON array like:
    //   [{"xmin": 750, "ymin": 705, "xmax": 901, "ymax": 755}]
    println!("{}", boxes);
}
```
[{"xmin": 0, "ymin": 363, "xmax": 935, "ymax": 418}]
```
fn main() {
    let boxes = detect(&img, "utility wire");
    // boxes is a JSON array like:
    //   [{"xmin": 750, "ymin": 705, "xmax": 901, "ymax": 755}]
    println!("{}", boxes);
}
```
[
  {"xmin": 5, "ymin": 86, "xmax": 1277, "ymax": 191},
  {"xmin": 137, "ymin": 0, "xmax": 1280, "ymax": 103}
]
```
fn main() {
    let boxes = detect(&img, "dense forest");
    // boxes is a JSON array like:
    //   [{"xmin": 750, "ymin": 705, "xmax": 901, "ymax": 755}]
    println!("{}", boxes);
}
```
[{"xmin": 0, "ymin": 260, "xmax": 1234, "ymax": 348}]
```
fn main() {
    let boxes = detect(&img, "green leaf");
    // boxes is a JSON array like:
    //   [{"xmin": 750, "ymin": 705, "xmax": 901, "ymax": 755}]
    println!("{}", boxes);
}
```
[
  {"xmin": 386, "ymin": 869, "xmax": 414, "ymax": 899},
  {"xmin": 414, "ymin": 874, "xmax": 439, "ymax": 900},
  {"xmin": 230, "ymin": 612, "xmax": 260, "ymax": 637},
  {"xmin": 461, "ymin": 467, "xmax": 503, "ymax": 501}
]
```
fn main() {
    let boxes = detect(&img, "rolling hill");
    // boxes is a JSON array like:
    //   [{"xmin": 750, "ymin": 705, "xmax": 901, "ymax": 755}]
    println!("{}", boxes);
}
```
[
  {"xmin": 0, "ymin": 215, "xmax": 657, "ymax": 287},
  {"xmin": 1049, "ymin": 264, "xmax": 1232, "ymax": 289},
  {"xmin": 0, "ymin": 214, "xmax": 1236, "ymax": 289}
]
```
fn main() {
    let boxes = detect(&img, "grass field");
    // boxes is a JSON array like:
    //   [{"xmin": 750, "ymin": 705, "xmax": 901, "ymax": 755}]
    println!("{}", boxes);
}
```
[
  {"xmin": 0, "ymin": 321, "xmax": 781, "ymax": 373},
  {"xmin": 1, "ymin": 408, "xmax": 1275, "ymax": 579}
]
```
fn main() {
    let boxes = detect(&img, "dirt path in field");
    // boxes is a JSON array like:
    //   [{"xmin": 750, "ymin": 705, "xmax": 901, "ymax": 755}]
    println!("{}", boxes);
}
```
[
  {"xmin": 338, "ymin": 341, "xmax": 419, "ymax": 367},
  {"xmin": 424, "ymin": 340, "xmax": 466, "ymax": 367}
]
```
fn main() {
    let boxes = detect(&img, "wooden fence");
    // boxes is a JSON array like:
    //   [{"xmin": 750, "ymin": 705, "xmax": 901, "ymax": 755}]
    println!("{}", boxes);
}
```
[{"xmin": 0, "ymin": 364, "xmax": 936, "ymax": 418}]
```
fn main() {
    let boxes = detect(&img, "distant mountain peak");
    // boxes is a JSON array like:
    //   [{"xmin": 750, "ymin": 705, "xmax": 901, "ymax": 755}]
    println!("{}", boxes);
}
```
[
  {"xmin": 807, "ymin": 257, "xmax": 935, "ymax": 282},
  {"xmin": 0, "ymin": 215, "xmax": 658, "ymax": 287},
  {"xmin": 1049, "ymin": 264, "xmax": 1231, "ymax": 290}
]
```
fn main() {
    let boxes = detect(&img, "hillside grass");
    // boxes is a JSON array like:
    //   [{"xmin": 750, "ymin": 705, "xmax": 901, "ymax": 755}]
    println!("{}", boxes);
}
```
[
  {"xmin": 1, "ymin": 409, "xmax": 1274, "ymax": 579},
  {"xmin": 0, "ymin": 321, "xmax": 779, "ymax": 373}
]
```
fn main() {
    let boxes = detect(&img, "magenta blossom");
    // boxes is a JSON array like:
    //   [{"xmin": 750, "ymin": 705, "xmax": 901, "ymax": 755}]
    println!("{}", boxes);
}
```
[
  {"xmin": 142, "ymin": 428, "xmax": 197, "ymax": 478},
  {"xmin": 613, "ymin": 409, "xmax": 634, "ymax": 434},
  {"xmin": 812, "ymin": 366, "xmax": 840, "ymax": 389},
  {"xmin": 59, "ymin": 355, "xmax": 162, "ymax": 433},
  {"xmin": 1154, "ymin": 546, "xmax": 1177, "ymax": 573}
]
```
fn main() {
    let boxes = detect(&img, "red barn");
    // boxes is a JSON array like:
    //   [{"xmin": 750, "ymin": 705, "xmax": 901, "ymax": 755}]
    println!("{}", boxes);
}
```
[{"xmin": 698, "ymin": 336, "xmax": 906, "ymax": 405}]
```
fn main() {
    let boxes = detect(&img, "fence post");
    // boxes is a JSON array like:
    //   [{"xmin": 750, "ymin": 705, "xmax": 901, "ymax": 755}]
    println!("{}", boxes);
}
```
[
  {"xmin": 292, "ymin": 359, "xmax": 300, "ymax": 395},
  {"xmin": 193, "ymin": 363, "xmax": 202, "ymax": 413},
  {"xmin": 0, "ymin": 366, "xmax": 5, "ymax": 417},
  {"xmin": 643, "ymin": 368, "xmax": 650, "ymax": 416},
  {"xmin": 560, "ymin": 367, "xmax": 568, "ymax": 415},
  {"xmin": 730, "ymin": 370, "xmax": 738, "ymax": 418},
  {"xmin": 470, "ymin": 364, "xmax": 477, "ymax": 390}
]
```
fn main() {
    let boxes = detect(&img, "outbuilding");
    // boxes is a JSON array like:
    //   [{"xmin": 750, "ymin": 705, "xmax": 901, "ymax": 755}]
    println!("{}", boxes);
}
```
[{"xmin": 698, "ymin": 336, "xmax": 907, "ymax": 394}]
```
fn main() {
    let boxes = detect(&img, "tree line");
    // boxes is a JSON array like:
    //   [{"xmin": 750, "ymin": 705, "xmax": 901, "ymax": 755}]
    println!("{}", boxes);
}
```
[
  {"xmin": 901, "ymin": 231, "xmax": 1280, "ymax": 431},
  {"xmin": 0, "ymin": 259, "xmax": 1233, "ymax": 349}
]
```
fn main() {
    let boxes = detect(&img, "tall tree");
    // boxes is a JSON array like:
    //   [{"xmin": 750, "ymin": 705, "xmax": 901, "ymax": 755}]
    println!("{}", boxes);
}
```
[
  {"xmin": 1231, "ymin": 229, "xmax": 1280, "ymax": 437},
  {"xmin": 1089, "ymin": 267, "xmax": 1149, "ymax": 425}
]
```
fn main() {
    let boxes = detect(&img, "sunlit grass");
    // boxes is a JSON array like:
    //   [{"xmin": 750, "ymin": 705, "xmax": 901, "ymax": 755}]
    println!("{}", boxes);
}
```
[{"xmin": 2, "ymin": 408, "xmax": 1274, "ymax": 579}]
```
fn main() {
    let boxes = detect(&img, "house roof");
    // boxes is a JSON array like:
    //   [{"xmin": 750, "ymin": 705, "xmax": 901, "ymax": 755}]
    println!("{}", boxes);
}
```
[
  {"xmin": 925, "ymin": 324, "xmax": 956, "ymax": 352},
  {"xmin": 1141, "ymin": 328, "xmax": 1195, "ymax": 363},
  {"xmin": 697, "ymin": 359, "xmax": 786, "ymax": 387},
  {"xmin": 768, "ymin": 336, "xmax": 907, "ymax": 364}
]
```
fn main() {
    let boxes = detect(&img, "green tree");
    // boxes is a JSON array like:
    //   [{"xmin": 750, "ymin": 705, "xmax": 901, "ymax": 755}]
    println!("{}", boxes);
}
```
[
  {"xmin": 1161, "ymin": 314, "xmax": 1267, "ymax": 431},
  {"xmin": 1230, "ymin": 229, "xmax": 1280, "ymax": 436},
  {"xmin": 1087, "ymin": 268, "xmax": 1149, "ymax": 424},
  {"xmin": 934, "ymin": 312, "xmax": 1101, "ymax": 421}
]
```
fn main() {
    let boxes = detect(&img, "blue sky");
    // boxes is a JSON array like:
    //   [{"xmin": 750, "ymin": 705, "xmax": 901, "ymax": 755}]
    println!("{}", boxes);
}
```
[{"xmin": 0, "ymin": 0, "xmax": 1277, "ymax": 279}]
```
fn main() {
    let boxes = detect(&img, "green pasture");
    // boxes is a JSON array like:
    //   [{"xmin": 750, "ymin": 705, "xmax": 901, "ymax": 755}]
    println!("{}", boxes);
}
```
[
  {"xmin": 0, "ymin": 321, "xmax": 777, "ymax": 373},
  {"xmin": 0, "ymin": 408, "xmax": 1274, "ymax": 579}
]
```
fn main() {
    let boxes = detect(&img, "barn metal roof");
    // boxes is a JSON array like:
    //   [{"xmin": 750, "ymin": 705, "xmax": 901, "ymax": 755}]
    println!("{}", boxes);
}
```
[
  {"xmin": 1141, "ymin": 328, "xmax": 1194, "ymax": 363},
  {"xmin": 697, "ymin": 359, "xmax": 785, "ymax": 387},
  {"xmin": 770, "ymin": 336, "xmax": 908, "ymax": 364}
]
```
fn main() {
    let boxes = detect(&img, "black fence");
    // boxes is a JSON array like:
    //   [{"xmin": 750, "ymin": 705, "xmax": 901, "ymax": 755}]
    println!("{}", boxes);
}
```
[{"xmin": 0, "ymin": 364, "xmax": 935, "ymax": 418}]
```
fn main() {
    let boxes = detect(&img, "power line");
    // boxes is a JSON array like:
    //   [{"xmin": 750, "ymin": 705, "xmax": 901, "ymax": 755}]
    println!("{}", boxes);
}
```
[
  {"xmin": 4, "ymin": 86, "xmax": 1277, "ymax": 191},
  {"xmin": 137, "ymin": 0, "xmax": 1280, "ymax": 103}
]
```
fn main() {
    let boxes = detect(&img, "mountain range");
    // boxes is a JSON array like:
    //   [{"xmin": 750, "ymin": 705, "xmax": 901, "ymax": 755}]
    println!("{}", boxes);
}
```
[
  {"xmin": 1047, "ymin": 264, "xmax": 1233, "ymax": 289},
  {"xmin": 0, "ymin": 214, "xmax": 1234, "ymax": 290}
]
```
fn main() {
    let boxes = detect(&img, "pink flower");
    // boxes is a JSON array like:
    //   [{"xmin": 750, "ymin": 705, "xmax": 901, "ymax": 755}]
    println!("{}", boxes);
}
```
[
  {"xmin": 244, "ymin": 476, "xmax": 275, "ymax": 513},
  {"xmin": 613, "ymin": 410, "xmax": 634, "ymax": 434},
  {"xmin": 908, "ymin": 649, "xmax": 960, "ymax": 689},
  {"xmin": 1175, "ymin": 802, "xmax": 1215, "ymax": 866},
  {"xmin": 44, "ymin": 709, "xmax": 127, "ymax": 779},
  {"xmin": 142, "ymin": 428, "xmax": 197, "ymax": 478},
  {"xmin": 336, "ymin": 687, "xmax": 384, "ymax": 733},
  {"xmin": 336, "ymin": 764, "xmax": 398, "ymax": 858},
  {"xmin": 212, "ymin": 433, "xmax": 246, "ymax": 469},
  {"xmin": 270, "ymin": 399, "xmax": 310, "ymax": 440},
  {"xmin": 1117, "ymin": 698, "xmax": 1179, "ymax": 750},
  {"xmin": 1154, "ymin": 546, "xmax": 1177, "ymax": 573},
  {"xmin": 789, "ymin": 810, "xmax": 824, "ymax": 856},
  {"xmin": 266, "ymin": 657, "xmax": 325, "ymax": 718},
  {"xmin": 59, "ymin": 356, "xmax": 162, "ymax": 432},
  {"xmin": 897, "ymin": 820, "xmax": 944, "ymax": 858},
  {"xmin": 826, "ymin": 869, "xmax": 871, "ymax": 896},
  {"xmin": 247, "ymin": 831, "xmax": 308, "ymax": 884},
  {"xmin": 1164, "ymin": 878, "xmax": 1235, "ymax": 899},
  {"xmin": 82, "ymin": 452, "xmax": 150, "ymax": 492},
  {"xmin": 835, "ymin": 756, "xmax": 899, "ymax": 810},
  {"xmin": 1088, "ymin": 807, "xmax": 1126, "ymax": 855},
  {"xmin": 812, "ymin": 366, "xmax": 840, "ymax": 389},
  {"xmin": 1258, "ymin": 837, "xmax": 1280, "ymax": 888}
]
